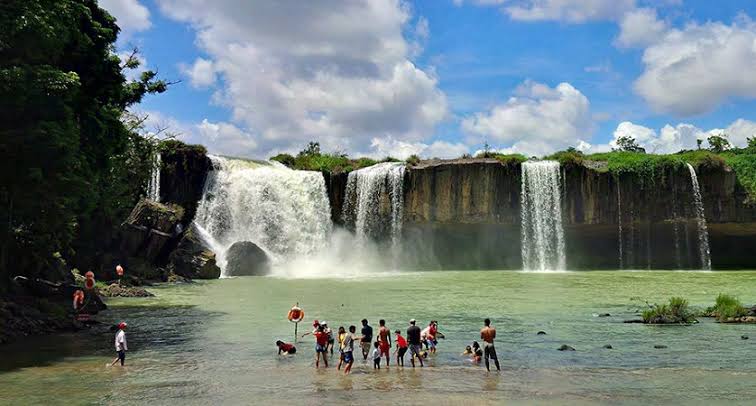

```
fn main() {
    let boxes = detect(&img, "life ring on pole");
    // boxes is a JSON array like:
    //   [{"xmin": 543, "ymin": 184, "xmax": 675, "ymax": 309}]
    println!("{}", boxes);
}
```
[
  {"xmin": 116, "ymin": 264, "xmax": 124, "ymax": 277},
  {"xmin": 84, "ymin": 271, "xmax": 95, "ymax": 290},
  {"xmin": 72, "ymin": 290, "xmax": 85, "ymax": 310},
  {"xmin": 287, "ymin": 306, "xmax": 304, "ymax": 323}
]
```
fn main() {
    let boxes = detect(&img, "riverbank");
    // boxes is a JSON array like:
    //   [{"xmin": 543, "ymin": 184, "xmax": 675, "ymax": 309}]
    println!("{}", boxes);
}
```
[{"xmin": 1, "ymin": 271, "xmax": 754, "ymax": 404}]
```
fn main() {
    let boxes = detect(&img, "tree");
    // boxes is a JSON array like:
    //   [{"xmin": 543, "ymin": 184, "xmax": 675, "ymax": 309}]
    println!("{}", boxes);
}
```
[
  {"xmin": 707, "ymin": 133, "xmax": 731, "ymax": 154},
  {"xmin": 614, "ymin": 135, "xmax": 646, "ymax": 153},
  {"xmin": 299, "ymin": 141, "xmax": 321, "ymax": 157},
  {"xmin": 746, "ymin": 136, "xmax": 756, "ymax": 151},
  {"xmin": 0, "ymin": 0, "xmax": 168, "ymax": 289},
  {"xmin": 696, "ymin": 139, "xmax": 703, "ymax": 150}
]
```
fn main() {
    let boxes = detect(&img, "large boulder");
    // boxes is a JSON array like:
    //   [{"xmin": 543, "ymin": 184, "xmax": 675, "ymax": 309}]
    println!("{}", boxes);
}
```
[
  {"xmin": 120, "ymin": 199, "xmax": 184, "ymax": 262},
  {"xmin": 168, "ymin": 225, "xmax": 221, "ymax": 279},
  {"xmin": 225, "ymin": 241, "xmax": 270, "ymax": 276}
]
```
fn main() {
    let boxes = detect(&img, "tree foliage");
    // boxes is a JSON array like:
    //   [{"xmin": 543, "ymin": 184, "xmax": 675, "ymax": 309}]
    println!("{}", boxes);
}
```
[
  {"xmin": 707, "ymin": 133, "xmax": 731, "ymax": 153},
  {"xmin": 614, "ymin": 135, "xmax": 646, "ymax": 153},
  {"xmin": 0, "ymin": 0, "xmax": 168, "ymax": 290}
]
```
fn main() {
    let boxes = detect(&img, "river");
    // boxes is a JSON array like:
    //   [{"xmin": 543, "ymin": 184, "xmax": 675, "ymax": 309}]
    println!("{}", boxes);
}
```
[{"xmin": 1, "ymin": 271, "xmax": 755, "ymax": 405}]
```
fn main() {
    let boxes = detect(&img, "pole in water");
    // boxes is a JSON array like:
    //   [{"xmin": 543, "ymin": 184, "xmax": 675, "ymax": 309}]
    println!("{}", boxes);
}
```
[
  {"xmin": 294, "ymin": 321, "xmax": 298, "ymax": 344},
  {"xmin": 288, "ymin": 302, "xmax": 304, "ymax": 343}
]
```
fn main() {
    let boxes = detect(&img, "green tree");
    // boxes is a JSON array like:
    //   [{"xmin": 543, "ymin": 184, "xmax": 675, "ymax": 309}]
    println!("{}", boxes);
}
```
[
  {"xmin": 745, "ymin": 136, "xmax": 756, "ymax": 151},
  {"xmin": 614, "ymin": 135, "xmax": 646, "ymax": 153},
  {"xmin": 299, "ymin": 141, "xmax": 321, "ymax": 157},
  {"xmin": 707, "ymin": 133, "xmax": 731, "ymax": 153},
  {"xmin": 0, "ymin": 0, "xmax": 168, "ymax": 290}
]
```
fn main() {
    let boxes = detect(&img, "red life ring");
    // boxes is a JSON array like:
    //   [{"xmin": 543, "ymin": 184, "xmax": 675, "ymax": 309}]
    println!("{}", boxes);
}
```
[
  {"xmin": 84, "ymin": 272, "xmax": 95, "ymax": 290},
  {"xmin": 72, "ymin": 290, "xmax": 85, "ymax": 309},
  {"xmin": 287, "ymin": 306, "xmax": 304, "ymax": 323},
  {"xmin": 116, "ymin": 265, "xmax": 124, "ymax": 276}
]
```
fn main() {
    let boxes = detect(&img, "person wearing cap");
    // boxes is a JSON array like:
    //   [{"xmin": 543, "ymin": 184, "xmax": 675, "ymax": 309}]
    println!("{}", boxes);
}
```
[
  {"xmin": 321, "ymin": 321, "xmax": 335, "ymax": 355},
  {"xmin": 406, "ymin": 319, "xmax": 423, "ymax": 367},
  {"xmin": 109, "ymin": 322, "xmax": 128, "ymax": 367},
  {"xmin": 300, "ymin": 319, "xmax": 321, "ymax": 338}
]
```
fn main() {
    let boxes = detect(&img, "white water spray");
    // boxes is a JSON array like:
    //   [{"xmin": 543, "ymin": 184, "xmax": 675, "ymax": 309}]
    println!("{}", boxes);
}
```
[
  {"xmin": 147, "ymin": 152, "xmax": 161, "ymax": 202},
  {"xmin": 686, "ymin": 163, "xmax": 712, "ymax": 270},
  {"xmin": 520, "ymin": 161, "xmax": 566, "ymax": 271},
  {"xmin": 342, "ymin": 162, "xmax": 406, "ymax": 250},
  {"xmin": 194, "ymin": 156, "xmax": 332, "ymax": 275}
]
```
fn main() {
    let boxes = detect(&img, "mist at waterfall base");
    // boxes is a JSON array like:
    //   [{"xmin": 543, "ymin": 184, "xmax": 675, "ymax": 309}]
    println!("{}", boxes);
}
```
[{"xmin": 193, "ymin": 157, "xmax": 401, "ymax": 278}]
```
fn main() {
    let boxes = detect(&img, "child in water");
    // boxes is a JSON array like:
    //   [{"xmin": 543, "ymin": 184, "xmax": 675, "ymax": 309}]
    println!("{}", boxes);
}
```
[
  {"xmin": 461, "ymin": 341, "xmax": 482, "ymax": 363},
  {"xmin": 371, "ymin": 341, "xmax": 382, "ymax": 369},
  {"xmin": 276, "ymin": 340, "xmax": 296, "ymax": 355}
]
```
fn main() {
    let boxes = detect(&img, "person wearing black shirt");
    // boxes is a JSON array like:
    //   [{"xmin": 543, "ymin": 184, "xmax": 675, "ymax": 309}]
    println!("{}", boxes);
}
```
[
  {"xmin": 406, "ymin": 319, "xmax": 423, "ymax": 367},
  {"xmin": 360, "ymin": 319, "xmax": 373, "ymax": 360}
]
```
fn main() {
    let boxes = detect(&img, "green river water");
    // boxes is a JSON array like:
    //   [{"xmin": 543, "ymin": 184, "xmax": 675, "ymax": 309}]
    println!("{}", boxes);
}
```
[{"xmin": 1, "ymin": 271, "xmax": 755, "ymax": 405}]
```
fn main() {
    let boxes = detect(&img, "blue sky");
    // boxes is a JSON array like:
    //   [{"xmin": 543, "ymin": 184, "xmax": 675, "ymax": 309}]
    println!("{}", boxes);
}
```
[{"xmin": 102, "ymin": 0, "xmax": 756, "ymax": 159}]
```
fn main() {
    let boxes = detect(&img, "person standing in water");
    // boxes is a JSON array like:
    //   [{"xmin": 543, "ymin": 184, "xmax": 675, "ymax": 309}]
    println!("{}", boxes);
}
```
[
  {"xmin": 480, "ymin": 318, "xmax": 500, "ymax": 372},
  {"xmin": 377, "ymin": 319, "xmax": 392, "ymax": 368},
  {"xmin": 313, "ymin": 325, "xmax": 329, "ymax": 368},
  {"xmin": 370, "ymin": 341, "xmax": 382, "ymax": 369},
  {"xmin": 393, "ymin": 330, "xmax": 408, "ymax": 367},
  {"xmin": 406, "ymin": 319, "xmax": 423, "ymax": 367},
  {"xmin": 360, "ymin": 319, "xmax": 373, "ymax": 361},
  {"xmin": 336, "ymin": 326, "xmax": 347, "ymax": 370},
  {"xmin": 109, "ymin": 322, "xmax": 128, "ymax": 367},
  {"xmin": 342, "ymin": 325, "xmax": 361, "ymax": 374}
]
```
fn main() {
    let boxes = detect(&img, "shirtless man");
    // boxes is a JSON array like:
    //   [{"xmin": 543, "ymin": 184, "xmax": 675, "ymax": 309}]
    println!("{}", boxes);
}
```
[
  {"xmin": 480, "ymin": 318, "xmax": 500, "ymax": 372},
  {"xmin": 377, "ymin": 319, "xmax": 392, "ymax": 368}
]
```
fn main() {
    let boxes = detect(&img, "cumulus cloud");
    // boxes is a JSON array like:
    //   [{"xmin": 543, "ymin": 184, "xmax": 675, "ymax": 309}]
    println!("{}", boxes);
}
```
[
  {"xmin": 100, "ymin": 0, "xmax": 151, "ymax": 34},
  {"xmin": 156, "ymin": 0, "xmax": 447, "ymax": 157},
  {"xmin": 461, "ymin": 81, "xmax": 594, "ymax": 156},
  {"xmin": 180, "ymin": 58, "xmax": 217, "ymax": 88},
  {"xmin": 367, "ymin": 137, "xmax": 469, "ymax": 160},
  {"xmin": 634, "ymin": 17, "xmax": 756, "ymax": 116},
  {"xmin": 616, "ymin": 8, "xmax": 667, "ymax": 48},
  {"xmin": 505, "ymin": 0, "xmax": 635, "ymax": 23}
]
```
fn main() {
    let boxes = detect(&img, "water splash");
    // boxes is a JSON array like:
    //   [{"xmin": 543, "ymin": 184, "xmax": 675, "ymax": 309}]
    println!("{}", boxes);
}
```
[
  {"xmin": 342, "ymin": 162, "xmax": 406, "ymax": 250},
  {"xmin": 520, "ymin": 161, "xmax": 566, "ymax": 271},
  {"xmin": 194, "ymin": 156, "xmax": 332, "ymax": 275},
  {"xmin": 147, "ymin": 152, "xmax": 161, "ymax": 202},
  {"xmin": 686, "ymin": 163, "xmax": 712, "ymax": 270}
]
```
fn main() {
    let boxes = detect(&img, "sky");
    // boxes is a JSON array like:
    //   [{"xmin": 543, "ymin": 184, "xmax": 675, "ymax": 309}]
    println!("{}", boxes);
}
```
[{"xmin": 101, "ymin": 0, "xmax": 756, "ymax": 159}]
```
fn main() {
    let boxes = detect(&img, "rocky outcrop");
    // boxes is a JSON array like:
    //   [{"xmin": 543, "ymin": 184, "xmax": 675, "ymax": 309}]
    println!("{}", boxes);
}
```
[
  {"xmin": 98, "ymin": 283, "xmax": 154, "ymax": 297},
  {"xmin": 323, "ymin": 172, "xmax": 349, "ymax": 225},
  {"xmin": 225, "ymin": 241, "xmax": 270, "ymax": 276},
  {"xmin": 159, "ymin": 140, "xmax": 211, "ymax": 222},
  {"xmin": 120, "ymin": 199, "xmax": 184, "ymax": 263},
  {"xmin": 167, "ymin": 225, "xmax": 221, "ymax": 279}
]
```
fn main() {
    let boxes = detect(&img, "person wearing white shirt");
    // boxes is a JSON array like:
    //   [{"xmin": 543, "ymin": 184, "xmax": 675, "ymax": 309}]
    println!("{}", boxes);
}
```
[{"xmin": 109, "ymin": 322, "xmax": 128, "ymax": 367}]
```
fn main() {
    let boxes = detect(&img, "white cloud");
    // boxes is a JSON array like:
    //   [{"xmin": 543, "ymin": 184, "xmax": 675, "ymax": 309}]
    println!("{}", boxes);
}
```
[
  {"xmin": 461, "ymin": 81, "xmax": 594, "ymax": 156},
  {"xmin": 367, "ymin": 137, "xmax": 469, "ymax": 160},
  {"xmin": 616, "ymin": 8, "xmax": 667, "ymax": 48},
  {"xmin": 416, "ymin": 17, "xmax": 430, "ymax": 40},
  {"xmin": 99, "ymin": 0, "xmax": 151, "ymax": 33},
  {"xmin": 634, "ymin": 17, "xmax": 756, "ymax": 116},
  {"xmin": 596, "ymin": 119, "xmax": 756, "ymax": 154},
  {"xmin": 180, "ymin": 58, "xmax": 217, "ymax": 88},
  {"xmin": 195, "ymin": 119, "xmax": 258, "ymax": 156},
  {"xmin": 504, "ymin": 0, "xmax": 636, "ymax": 23},
  {"xmin": 157, "ymin": 0, "xmax": 447, "ymax": 156}
]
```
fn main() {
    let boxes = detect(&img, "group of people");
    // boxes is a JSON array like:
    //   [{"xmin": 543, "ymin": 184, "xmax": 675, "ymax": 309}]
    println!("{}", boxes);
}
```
[{"xmin": 276, "ymin": 318, "xmax": 501, "ymax": 374}]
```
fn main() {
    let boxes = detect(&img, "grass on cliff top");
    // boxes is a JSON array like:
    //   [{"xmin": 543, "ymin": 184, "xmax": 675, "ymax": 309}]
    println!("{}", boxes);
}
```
[
  {"xmin": 475, "ymin": 152, "xmax": 528, "ymax": 165},
  {"xmin": 270, "ymin": 153, "xmax": 398, "ymax": 173}
]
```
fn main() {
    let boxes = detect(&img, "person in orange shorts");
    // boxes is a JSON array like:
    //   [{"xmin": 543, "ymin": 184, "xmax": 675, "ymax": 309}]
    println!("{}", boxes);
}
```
[{"xmin": 377, "ymin": 319, "xmax": 392, "ymax": 368}]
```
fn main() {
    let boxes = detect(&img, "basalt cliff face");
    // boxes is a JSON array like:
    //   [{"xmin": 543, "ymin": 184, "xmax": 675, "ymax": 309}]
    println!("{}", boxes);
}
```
[{"xmin": 326, "ymin": 159, "xmax": 756, "ymax": 270}]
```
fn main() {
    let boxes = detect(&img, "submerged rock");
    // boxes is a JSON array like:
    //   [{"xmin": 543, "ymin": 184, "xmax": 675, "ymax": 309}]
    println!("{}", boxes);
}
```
[
  {"xmin": 603, "ymin": 344, "xmax": 613, "ymax": 349},
  {"xmin": 558, "ymin": 345, "xmax": 575, "ymax": 351},
  {"xmin": 537, "ymin": 331, "xmax": 547, "ymax": 335},
  {"xmin": 741, "ymin": 335, "xmax": 749, "ymax": 340},
  {"xmin": 225, "ymin": 241, "xmax": 271, "ymax": 276},
  {"xmin": 653, "ymin": 345, "xmax": 668, "ymax": 349},
  {"xmin": 598, "ymin": 313, "xmax": 611, "ymax": 317},
  {"xmin": 98, "ymin": 283, "xmax": 154, "ymax": 298},
  {"xmin": 168, "ymin": 225, "xmax": 221, "ymax": 279}
]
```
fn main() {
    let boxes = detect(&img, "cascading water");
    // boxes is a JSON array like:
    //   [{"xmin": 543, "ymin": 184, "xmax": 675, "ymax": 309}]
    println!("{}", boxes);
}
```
[
  {"xmin": 147, "ymin": 152, "xmax": 161, "ymax": 202},
  {"xmin": 686, "ymin": 163, "xmax": 712, "ymax": 270},
  {"xmin": 342, "ymin": 162, "xmax": 406, "ymax": 249},
  {"xmin": 193, "ymin": 156, "xmax": 332, "ymax": 275},
  {"xmin": 520, "ymin": 161, "xmax": 566, "ymax": 271}
]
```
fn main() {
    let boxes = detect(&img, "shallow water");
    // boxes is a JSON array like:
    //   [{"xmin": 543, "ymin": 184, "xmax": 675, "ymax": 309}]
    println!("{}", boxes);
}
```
[{"xmin": 1, "ymin": 271, "xmax": 755, "ymax": 405}]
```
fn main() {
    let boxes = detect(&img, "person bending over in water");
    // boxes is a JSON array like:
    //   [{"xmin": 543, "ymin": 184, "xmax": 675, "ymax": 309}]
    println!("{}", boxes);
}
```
[
  {"xmin": 371, "ymin": 341, "xmax": 382, "ymax": 369},
  {"xmin": 480, "ymin": 318, "xmax": 500, "ymax": 372},
  {"xmin": 406, "ymin": 319, "xmax": 424, "ymax": 367},
  {"xmin": 313, "ymin": 325, "xmax": 329, "ymax": 368},
  {"xmin": 109, "ymin": 322, "xmax": 128, "ymax": 367},
  {"xmin": 377, "ymin": 319, "xmax": 392, "ymax": 368},
  {"xmin": 393, "ymin": 330, "xmax": 408, "ymax": 367},
  {"xmin": 462, "ymin": 342, "xmax": 482, "ymax": 363},
  {"xmin": 342, "ymin": 325, "xmax": 362, "ymax": 375},
  {"xmin": 276, "ymin": 340, "xmax": 297, "ymax": 355}
]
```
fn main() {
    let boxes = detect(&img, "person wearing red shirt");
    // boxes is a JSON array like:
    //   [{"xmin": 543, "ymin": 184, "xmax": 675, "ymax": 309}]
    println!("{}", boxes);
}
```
[
  {"xmin": 276, "ymin": 340, "xmax": 296, "ymax": 355},
  {"xmin": 313, "ymin": 325, "xmax": 329, "ymax": 368},
  {"xmin": 393, "ymin": 330, "xmax": 409, "ymax": 367}
]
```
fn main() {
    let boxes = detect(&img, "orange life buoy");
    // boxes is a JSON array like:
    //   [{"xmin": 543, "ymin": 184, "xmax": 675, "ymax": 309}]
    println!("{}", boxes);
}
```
[
  {"xmin": 72, "ymin": 290, "xmax": 85, "ymax": 310},
  {"xmin": 116, "ymin": 264, "xmax": 124, "ymax": 276},
  {"xmin": 287, "ymin": 306, "xmax": 304, "ymax": 323},
  {"xmin": 84, "ymin": 271, "xmax": 95, "ymax": 290}
]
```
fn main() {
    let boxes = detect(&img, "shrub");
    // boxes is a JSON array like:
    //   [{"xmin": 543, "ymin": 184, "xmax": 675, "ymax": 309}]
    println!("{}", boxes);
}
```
[
  {"xmin": 710, "ymin": 294, "xmax": 747, "ymax": 321},
  {"xmin": 406, "ymin": 154, "xmax": 421, "ymax": 165},
  {"xmin": 642, "ymin": 296, "xmax": 696, "ymax": 324},
  {"xmin": 546, "ymin": 149, "xmax": 584, "ymax": 167}
]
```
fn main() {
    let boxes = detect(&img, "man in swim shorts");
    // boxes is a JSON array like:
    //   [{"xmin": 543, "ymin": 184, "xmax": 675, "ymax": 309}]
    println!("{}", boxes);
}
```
[
  {"xmin": 480, "ymin": 318, "xmax": 500, "ymax": 372},
  {"xmin": 360, "ymin": 319, "xmax": 373, "ymax": 361},
  {"xmin": 377, "ymin": 319, "xmax": 392, "ymax": 368},
  {"xmin": 406, "ymin": 319, "xmax": 423, "ymax": 367}
]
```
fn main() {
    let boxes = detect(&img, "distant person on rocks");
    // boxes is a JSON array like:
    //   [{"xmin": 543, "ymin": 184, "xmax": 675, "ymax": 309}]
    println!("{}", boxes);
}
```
[
  {"xmin": 480, "ymin": 318, "xmax": 500, "ymax": 372},
  {"xmin": 342, "ymin": 325, "xmax": 361, "ymax": 374},
  {"xmin": 360, "ymin": 319, "xmax": 373, "ymax": 361},
  {"xmin": 371, "ymin": 341, "xmax": 382, "ymax": 369},
  {"xmin": 393, "ymin": 330, "xmax": 408, "ymax": 366},
  {"xmin": 406, "ymin": 319, "xmax": 424, "ymax": 367},
  {"xmin": 276, "ymin": 340, "xmax": 296, "ymax": 355},
  {"xmin": 109, "ymin": 322, "xmax": 128, "ymax": 367},
  {"xmin": 313, "ymin": 325, "xmax": 329, "ymax": 368},
  {"xmin": 377, "ymin": 319, "xmax": 392, "ymax": 367}
]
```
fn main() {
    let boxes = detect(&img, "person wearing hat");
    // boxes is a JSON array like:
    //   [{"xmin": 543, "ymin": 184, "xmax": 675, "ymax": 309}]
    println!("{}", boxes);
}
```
[
  {"xmin": 109, "ymin": 322, "xmax": 128, "ymax": 367},
  {"xmin": 300, "ymin": 319, "xmax": 321, "ymax": 339},
  {"xmin": 406, "ymin": 319, "xmax": 423, "ymax": 367}
]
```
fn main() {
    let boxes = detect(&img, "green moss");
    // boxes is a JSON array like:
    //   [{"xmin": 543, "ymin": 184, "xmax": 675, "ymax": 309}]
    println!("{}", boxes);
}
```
[
  {"xmin": 545, "ymin": 150, "xmax": 584, "ymax": 167},
  {"xmin": 641, "ymin": 296, "xmax": 696, "ymax": 324},
  {"xmin": 492, "ymin": 153, "xmax": 528, "ymax": 165}
]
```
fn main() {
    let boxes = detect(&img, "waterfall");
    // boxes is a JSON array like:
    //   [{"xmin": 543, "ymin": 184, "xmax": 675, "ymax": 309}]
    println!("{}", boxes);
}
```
[
  {"xmin": 520, "ymin": 161, "xmax": 566, "ymax": 271},
  {"xmin": 686, "ymin": 163, "xmax": 712, "ymax": 270},
  {"xmin": 342, "ymin": 162, "xmax": 406, "ymax": 249},
  {"xmin": 194, "ymin": 156, "xmax": 332, "ymax": 275},
  {"xmin": 147, "ymin": 152, "xmax": 161, "ymax": 202}
]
